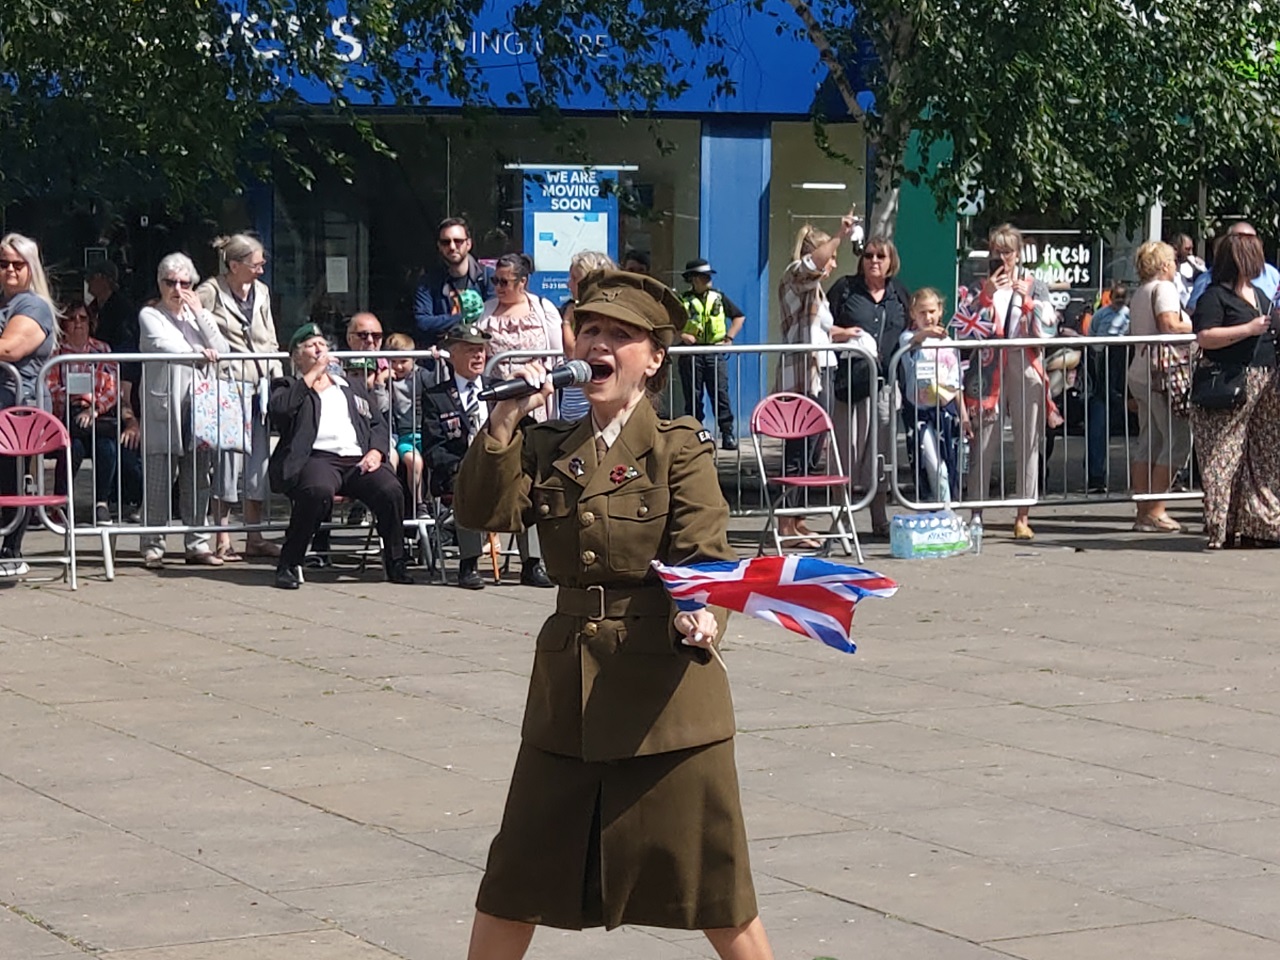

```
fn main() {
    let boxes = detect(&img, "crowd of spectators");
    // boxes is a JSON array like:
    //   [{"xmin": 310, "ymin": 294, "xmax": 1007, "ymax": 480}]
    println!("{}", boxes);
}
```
[{"xmin": 2, "ymin": 213, "xmax": 1279, "ymax": 585}]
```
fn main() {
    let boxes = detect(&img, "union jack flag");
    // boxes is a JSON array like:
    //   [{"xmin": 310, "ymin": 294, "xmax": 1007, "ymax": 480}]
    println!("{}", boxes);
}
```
[
  {"xmin": 949, "ymin": 305, "xmax": 994, "ymax": 340},
  {"xmin": 651, "ymin": 556, "xmax": 899, "ymax": 654}
]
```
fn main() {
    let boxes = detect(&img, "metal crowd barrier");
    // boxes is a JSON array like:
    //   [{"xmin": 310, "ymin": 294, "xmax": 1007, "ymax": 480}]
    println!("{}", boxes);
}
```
[
  {"xmin": 34, "ymin": 348, "xmax": 449, "ymax": 586},
  {"xmin": 486, "ymin": 342, "xmax": 881, "ymax": 518},
  {"xmin": 883, "ymin": 332, "xmax": 1202, "ymax": 511}
]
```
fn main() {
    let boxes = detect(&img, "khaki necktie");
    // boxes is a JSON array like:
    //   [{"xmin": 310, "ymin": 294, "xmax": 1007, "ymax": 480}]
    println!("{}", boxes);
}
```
[{"xmin": 594, "ymin": 435, "xmax": 608, "ymax": 468}]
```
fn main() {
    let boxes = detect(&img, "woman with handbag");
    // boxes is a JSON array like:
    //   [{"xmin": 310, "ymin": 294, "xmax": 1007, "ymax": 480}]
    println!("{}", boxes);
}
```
[
  {"xmin": 1189, "ymin": 232, "xmax": 1280, "ymax": 549},
  {"xmin": 1126, "ymin": 241, "xmax": 1193, "ymax": 532},
  {"xmin": 827, "ymin": 235, "xmax": 911, "ymax": 535},
  {"xmin": 198, "ymin": 234, "xmax": 283, "ymax": 561},
  {"xmin": 138, "ymin": 253, "xmax": 231, "ymax": 569}
]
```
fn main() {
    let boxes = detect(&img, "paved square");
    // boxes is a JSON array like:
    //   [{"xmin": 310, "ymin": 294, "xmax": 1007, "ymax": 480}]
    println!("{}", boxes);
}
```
[{"xmin": 3, "ymin": 506, "xmax": 1279, "ymax": 959}]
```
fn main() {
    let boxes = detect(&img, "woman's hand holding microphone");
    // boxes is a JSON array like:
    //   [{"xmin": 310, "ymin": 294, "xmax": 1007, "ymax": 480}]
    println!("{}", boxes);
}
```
[{"xmin": 486, "ymin": 361, "xmax": 552, "ymax": 445}]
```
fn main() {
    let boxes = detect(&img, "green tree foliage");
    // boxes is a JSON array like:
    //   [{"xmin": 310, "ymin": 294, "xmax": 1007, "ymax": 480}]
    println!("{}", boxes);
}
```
[
  {"xmin": 4, "ymin": 0, "xmax": 1278, "ymax": 235},
  {"xmin": 788, "ymin": 0, "xmax": 1280, "ymax": 231},
  {"xmin": 0, "ymin": 0, "xmax": 721, "ymax": 210}
]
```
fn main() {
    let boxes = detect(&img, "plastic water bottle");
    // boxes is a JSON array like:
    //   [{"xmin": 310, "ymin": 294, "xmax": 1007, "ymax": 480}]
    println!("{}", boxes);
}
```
[{"xmin": 969, "ymin": 516, "xmax": 983, "ymax": 555}]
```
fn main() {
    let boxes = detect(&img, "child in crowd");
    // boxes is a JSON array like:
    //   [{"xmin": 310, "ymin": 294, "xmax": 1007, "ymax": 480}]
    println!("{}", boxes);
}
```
[
  {"xmin": 385, "ymin": 332, "xmax": 442, "ymax": 518},
  {"xmin": 899, "ymin": 288, "xmax": 971, "ymax": 502}
]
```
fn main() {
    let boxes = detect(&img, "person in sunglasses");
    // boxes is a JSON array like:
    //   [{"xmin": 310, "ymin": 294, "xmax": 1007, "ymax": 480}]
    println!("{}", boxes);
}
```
[
  {"xmin": 412, "ymin": 216, "xmax": 496, "ymax": 347},
  {"xmin": 476, "ymin": 252, "xmax": 564, "ymax": 423},
  {"xmin": 136, "ymin": 252, "xmax": 230, "ymax": 569},
  {"xmin": 0, "ymin": 233, "xmax": 59, "ymax": 577}
]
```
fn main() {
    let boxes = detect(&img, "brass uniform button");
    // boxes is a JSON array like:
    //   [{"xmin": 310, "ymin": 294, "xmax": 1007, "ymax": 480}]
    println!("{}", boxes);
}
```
[
  {"xmin": 538, "ymin": 503, "xmax": 550, "ymax": 516},
  {"xmin": 637, "ymin": 504, "xmax": 649, "ymax": 517},
  {"xmin": 582, "ymin": 550, "xmax": 596, "ymax": 565},
  {"xmin": 581, "ymin": 622, "xmax": 599, "ymax": 637},
  {"xmin": 581, "ymin": 511, "xmax": 596, "ymax": 525}
]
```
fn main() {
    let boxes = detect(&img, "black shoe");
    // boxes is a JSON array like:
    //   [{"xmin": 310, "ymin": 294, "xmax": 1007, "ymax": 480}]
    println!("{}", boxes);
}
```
[
  {"xmin": 456, "ymin": 560, "xmax": 485, "ymax": 590},
  {"xmin": 721, "ymin": 435, "xmax": 738, "ymax": 451},
  {"xmin": 274, "ymin": 564, "xmax": 302, "ymax": 590},
  {"xmin": 347, "ymin": 503, "xmax": 368, "ymax": 526},
  {"xmin": 384, "ymin": 556, "xmax": 415, "ymax": 585},
  {"xmin": 519, "ymin": 560, "xmax": 553, "ymax": 588}
]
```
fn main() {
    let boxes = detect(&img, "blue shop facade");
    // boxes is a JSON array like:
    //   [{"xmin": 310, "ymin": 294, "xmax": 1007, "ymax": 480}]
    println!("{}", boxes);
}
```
[{"xmin": 254, "ymin": 1, "xmax": 880, "ymax": 410}]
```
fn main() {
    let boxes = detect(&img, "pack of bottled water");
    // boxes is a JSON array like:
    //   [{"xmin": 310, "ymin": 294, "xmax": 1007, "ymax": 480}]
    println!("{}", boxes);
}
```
[{"xmin": 889, "ymin": 509, "xmax": 973, "ymax": 559}]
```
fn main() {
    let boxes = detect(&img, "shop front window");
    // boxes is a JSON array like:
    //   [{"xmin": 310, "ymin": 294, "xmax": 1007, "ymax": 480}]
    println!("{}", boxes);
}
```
[{"xmin": 271, "ymin": 116, "xmax": 700, "ymax": 341}]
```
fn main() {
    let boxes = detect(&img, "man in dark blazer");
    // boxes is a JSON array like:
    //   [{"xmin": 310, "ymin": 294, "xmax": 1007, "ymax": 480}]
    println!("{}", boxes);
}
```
[
  {"xmin": 422, "ymin": 324, "xmax": 552, "ymax": 590},
  {"xmin": 268, "ymin": 323, "xmax": 413, "ymax": 590}
]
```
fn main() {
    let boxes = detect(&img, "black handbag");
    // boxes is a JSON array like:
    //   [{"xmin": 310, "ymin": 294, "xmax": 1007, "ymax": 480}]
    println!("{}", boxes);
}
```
[
  {"xmin": 1190, "ymin": 360, "xmax": 1247, "ymax": 410},
  {"xmin": 1190, "ymin": 287, "xmax": 1271, "ymax": 411}
]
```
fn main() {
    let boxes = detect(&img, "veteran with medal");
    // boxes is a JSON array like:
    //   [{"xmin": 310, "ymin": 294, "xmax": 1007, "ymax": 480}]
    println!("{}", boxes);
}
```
[{"xmin": 455, "ymin": 271, "xmax": 774, "ymax": 959}]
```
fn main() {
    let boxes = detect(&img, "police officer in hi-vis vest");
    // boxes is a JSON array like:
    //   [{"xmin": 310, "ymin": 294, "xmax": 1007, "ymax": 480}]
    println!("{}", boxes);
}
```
[{"xmin": 678, "ymin": 258, "xmax": 745, "ymax": 450}]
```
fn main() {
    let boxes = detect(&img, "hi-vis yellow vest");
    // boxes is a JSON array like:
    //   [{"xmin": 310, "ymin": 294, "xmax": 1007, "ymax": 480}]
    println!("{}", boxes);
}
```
[{"xmin": 681, "ymin": 290, "xmax": 727, "ymax": 344}]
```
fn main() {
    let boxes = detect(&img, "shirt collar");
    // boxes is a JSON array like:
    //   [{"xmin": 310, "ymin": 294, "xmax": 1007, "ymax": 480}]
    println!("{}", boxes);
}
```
[{"xmin": 591, "ymin": 395, "xmax": 644, "ymax": 450}]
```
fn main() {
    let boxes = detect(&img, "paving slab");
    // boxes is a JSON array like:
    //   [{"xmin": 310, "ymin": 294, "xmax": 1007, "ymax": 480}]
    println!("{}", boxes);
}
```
[{"xmin": 4, "ymin": 506, "xmax": 1280, "ymax": 958}]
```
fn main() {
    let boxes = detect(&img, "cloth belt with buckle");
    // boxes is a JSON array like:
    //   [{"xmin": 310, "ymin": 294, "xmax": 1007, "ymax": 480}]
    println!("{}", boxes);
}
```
[{"xmin": 556, "ymin": 584, "xmax": 673, "ymax": 621}]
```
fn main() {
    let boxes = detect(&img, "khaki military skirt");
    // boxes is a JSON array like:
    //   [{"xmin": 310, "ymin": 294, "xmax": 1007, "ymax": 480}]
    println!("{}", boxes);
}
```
[{"xmin": 476, "ymin": 738, "xmax": 757, "ymax": 930}]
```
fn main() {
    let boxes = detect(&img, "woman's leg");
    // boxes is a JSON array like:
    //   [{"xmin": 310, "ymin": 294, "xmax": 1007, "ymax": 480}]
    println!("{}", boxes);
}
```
[
  {"xmin": 705, "ymin": 916, "xmax": 775, "ymax": 960},
  {"xmin": 141, "ymin": 453, "xmax": 172, "ymax": 558},
  {"xmin": 182, "ymin": 449, "xmax": 215, "ymax": 556},
  {"xmin": 210, "ymin": 450, "xmax": 240, "ymax": 554},
  {"xmin": 1131, "ymin": 461, "xmax": 1152, "ymax": 521},
  {"xmin": 465, "ymin": 912, "xmax": 535, "ymax": 960},
  {"xmin": 1190, "ymin": 380, "xmax": 1260, "ymax": 548},
  {"xmin": 1008, "ymin": 358, "xmax": 1043, "ymax": 530}
]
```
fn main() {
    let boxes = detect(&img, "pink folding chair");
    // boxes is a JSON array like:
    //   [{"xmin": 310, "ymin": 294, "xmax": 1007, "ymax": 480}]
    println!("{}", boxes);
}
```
[
  {"xmin": 749, "ymin": 392, "xmax": 862, "ymax": 562},
  {"xmin": 0, "ymin": 407, "xmax": 78, "ymax": 587}
]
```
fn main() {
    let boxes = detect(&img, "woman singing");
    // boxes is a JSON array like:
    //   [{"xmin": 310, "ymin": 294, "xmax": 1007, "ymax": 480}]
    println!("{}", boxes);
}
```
[{"xmin": 455, "ymin": 270, "xmax": 773, "ymax": 960}]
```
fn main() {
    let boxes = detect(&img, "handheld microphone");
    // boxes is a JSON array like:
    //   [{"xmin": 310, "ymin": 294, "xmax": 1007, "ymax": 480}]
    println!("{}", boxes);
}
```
[{"xmin": 477, "ymin": 359, "xmax": 592, "ymax": 403}]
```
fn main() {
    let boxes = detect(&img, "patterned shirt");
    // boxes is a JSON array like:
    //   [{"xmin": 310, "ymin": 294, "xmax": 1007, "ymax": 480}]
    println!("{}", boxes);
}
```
[
  {"xmin": 46, "ymin": 337, "xmax": 119, "ymax": 419},
  {"xmin": 776, "ymin": 255, "xmax": 835, "ymax": 397}
]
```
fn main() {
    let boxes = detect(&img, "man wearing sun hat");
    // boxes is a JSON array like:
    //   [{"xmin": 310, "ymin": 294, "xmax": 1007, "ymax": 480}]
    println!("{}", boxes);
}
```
[{"xmin": 678, "ymin": 258, "xmax": 744, "ymax": 450}]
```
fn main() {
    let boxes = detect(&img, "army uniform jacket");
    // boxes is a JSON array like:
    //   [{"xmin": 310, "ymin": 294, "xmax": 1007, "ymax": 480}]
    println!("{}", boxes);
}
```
[{"xmin": 454, "ymin": 400, "xmax": 737, "ymax": 762}]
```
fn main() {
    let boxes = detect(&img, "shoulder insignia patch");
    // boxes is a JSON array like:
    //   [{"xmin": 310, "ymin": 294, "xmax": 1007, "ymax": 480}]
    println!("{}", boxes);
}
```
[{"xmin": 697, "ymin": 429, "xmax": 713, "ymax": 444}]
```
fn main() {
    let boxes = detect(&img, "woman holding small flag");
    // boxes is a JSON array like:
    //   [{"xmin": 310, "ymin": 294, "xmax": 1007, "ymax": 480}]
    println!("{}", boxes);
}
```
[{"xmin": 454, "ymin": 269, "xmax": 775, "ymax": 959}]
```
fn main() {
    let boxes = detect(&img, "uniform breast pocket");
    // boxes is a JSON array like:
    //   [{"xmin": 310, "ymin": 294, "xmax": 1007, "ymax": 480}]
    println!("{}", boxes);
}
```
[
  {"xmin": 530, "ymin": 484, "xmax": 573, "ymax": 529},
  {"xmin": 606, "ymin": 485, "xmax": 671, "ymax": 574}
]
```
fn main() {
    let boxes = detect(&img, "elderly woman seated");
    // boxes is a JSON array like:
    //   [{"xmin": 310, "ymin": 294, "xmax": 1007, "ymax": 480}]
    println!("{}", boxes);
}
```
[{"xmin": 268, "ymin": 323, "xmax": 414, "ymax": 589}]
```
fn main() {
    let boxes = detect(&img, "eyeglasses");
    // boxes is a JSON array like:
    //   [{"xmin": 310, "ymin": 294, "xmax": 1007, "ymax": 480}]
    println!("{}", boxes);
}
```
[
  {"xmin": 438, "ymin": 237, "xmax": 468, "ymax": 247},
  {"xmin": 238, "ymin": 258, "xmax": 267, "ymax": 269},
  {"xmin": 352, "ymin": 331, "xmax": 382, "ymax": 342},
  {"xmin": 65, "ymin": 314, "xmax": 91, "ymax": 324},
  {"xmin": 494, "ymin": 276, "xmax": 523, "ymax": 288},
  {"xmin": 160, "ymin": 278, "xmax": 192, "ymax": 289},
  {"xmin": 0, "ymin": 259, "xmax": 28, "ymax": 271}
]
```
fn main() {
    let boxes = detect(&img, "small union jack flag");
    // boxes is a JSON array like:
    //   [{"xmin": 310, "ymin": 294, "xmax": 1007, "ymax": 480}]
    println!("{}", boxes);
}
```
[
  {"xmin": 949, "ymin": 306, "xmax": 994, "ymax": 340},
  {"xmin": 651, "ymin": 556, "xmax": 899, "ymax": 654}
]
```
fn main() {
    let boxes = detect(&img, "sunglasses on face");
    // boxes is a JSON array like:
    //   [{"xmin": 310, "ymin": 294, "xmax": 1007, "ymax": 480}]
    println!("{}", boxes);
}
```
[
  {"xmin": 0, "ymin": 259, "xmax": 28, "ymax": 271},
  {"xmin": 438, "ymin": 237, "xmax": 468, "ymax": 247},
  {"xmin": 864, "ymin": 252, "xmax": 888, "ymax": 260},
  {"xmin": 494, "ymin": 276, "xmax": 523, "ymax": 288},
  {"xmin": 353, "ymin": 331, "xmax": 382, "ymax": 342},
  {"xmin": 160, "ymin": 278, "xmax": 192, "ymax": 289},
  {"xmin": 65, "ymin": 314, "xmax": 91, "ymax": 324}
]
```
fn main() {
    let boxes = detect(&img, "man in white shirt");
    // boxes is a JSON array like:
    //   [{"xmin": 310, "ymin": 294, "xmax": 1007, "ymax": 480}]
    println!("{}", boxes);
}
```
[{"xmin": 422, "ymin": 325, "xmax": 552, "ymax": 590}]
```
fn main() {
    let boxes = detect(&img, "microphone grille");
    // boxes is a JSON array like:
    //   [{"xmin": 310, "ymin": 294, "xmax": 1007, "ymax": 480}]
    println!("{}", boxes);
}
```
[{"xmin": 565, "ymin": 359, "xmax": 592, "ymax": 385}]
